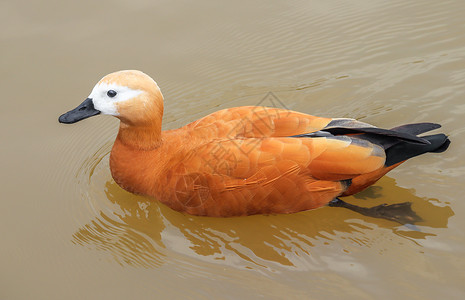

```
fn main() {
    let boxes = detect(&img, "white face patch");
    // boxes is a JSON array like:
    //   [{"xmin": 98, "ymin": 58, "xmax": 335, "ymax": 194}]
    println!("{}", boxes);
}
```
[{"xmin": 89, "ymin": 82, "xmax": 143, "ymax": 116}]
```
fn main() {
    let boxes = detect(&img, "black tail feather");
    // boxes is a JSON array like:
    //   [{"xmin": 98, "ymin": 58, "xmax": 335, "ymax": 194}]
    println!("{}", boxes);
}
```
[
  {"xmin": 324, "ymin": 127, "xmax": 430, "ymax": 145},
  {"xmin": 385, "ymin": 134, "xmax": 450, "ymax": 166},
  {"xmin": 430, "ymin": 137, "xmax": 451, "ymax": 153},
  {"xmin": 390, "ymin": 122, "xmax": 441, "ymax": 136}
]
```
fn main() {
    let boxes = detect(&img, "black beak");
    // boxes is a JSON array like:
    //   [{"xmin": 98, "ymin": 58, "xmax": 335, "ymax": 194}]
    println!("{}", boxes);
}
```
[{"xmin": 59, "ymin": 98, "xmax": 101, "ymax": 124}]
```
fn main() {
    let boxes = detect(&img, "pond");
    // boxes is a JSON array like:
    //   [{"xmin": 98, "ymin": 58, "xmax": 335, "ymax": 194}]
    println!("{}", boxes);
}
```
[{"xmin": 1, "ymin": 0, "xmax": 464, "ymax": 299}]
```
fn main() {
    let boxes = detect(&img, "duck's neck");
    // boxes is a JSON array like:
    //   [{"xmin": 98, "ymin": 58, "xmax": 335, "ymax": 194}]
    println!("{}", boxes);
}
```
[{"xmin": 116, "ymin": 121, "xmax": 162, "ymax": 150}]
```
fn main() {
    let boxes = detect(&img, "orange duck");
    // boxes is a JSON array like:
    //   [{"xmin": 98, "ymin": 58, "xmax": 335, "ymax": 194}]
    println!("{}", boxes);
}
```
[{"xmin": 59, "ymin": 70, "xmax": 450, "ymax": 222}]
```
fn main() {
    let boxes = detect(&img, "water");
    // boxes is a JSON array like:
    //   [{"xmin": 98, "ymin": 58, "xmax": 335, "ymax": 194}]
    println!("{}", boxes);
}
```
[{"xmin": 1, "ymin": 0, "xmax": 465, "ymax": 299}]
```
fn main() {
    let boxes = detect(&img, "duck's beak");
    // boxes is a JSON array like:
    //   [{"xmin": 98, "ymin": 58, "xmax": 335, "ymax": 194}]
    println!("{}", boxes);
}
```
[{"xmin": 59, "ymin": 98, "xmax": 101, "ymax": 124}]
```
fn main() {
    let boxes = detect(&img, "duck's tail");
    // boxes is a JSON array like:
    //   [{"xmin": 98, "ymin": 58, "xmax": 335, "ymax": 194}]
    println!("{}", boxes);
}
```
[
  {"xmin": 380, "ymin": 122, "xmax": 450, "ymax": 166},
  {"xmin": 384, "ymin": 130, "xmax": 450, "ymax": 166},
  {"xmin": 321, "ymin": 121, "xmax": 450, "ymax": 165},
  {"xmin": 353, "ymin": 122, "xmax": 451, "ymax": 168},
  {"xmin": 329, "ymin": 122, "xmax": 450, "ymax": 197}
]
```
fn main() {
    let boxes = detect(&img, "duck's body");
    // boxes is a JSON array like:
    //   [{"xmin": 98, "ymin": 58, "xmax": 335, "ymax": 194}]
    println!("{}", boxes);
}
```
[{"xmin": 59, "ymin": 70, "xmax": 450, "ymax": 218}]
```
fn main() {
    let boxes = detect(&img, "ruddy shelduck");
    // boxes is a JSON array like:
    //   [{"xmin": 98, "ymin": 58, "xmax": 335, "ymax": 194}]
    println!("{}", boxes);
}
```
[{"xmin": 59, "ymin": 70, "xmax": 450, "ymax": 222}]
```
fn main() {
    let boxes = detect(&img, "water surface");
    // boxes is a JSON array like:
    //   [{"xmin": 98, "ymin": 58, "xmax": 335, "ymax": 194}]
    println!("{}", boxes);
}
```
[{"xmin": 1, "ymin": 0, "xmax": 465, "ymax": 299}]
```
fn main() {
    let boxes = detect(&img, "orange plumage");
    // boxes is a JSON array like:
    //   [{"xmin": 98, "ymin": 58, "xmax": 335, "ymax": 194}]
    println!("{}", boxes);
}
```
[{"xmin": 59, "ymin": 70, "xmax": 450, "ymax": 217}]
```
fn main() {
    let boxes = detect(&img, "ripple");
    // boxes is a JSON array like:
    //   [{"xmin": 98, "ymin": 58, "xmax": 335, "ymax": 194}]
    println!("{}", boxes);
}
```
[
  {"xmin": 59, "ymin": 0, "xmax": 460, "ymax": 275},
  {"xmin": 69, "ymin": 142, "xmax": 453, "ymax": 273}
]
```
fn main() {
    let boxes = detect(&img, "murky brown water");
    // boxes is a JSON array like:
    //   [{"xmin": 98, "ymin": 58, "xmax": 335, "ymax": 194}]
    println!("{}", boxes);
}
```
[{"xmin": 2, "ymin": 0, "xmax": 465, "ymax": 299}]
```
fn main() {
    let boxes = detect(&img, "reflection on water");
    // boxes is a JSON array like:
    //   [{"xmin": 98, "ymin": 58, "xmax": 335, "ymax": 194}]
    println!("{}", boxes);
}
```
[{"xmin": 72, "ymin": 148, "xmax": 454, "ymax": 270}]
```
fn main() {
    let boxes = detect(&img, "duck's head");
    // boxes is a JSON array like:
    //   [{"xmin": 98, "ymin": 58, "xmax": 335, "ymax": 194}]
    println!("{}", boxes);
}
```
[{"xmin": 59, "ymin": 70, "xmax": 163, "ymax": 127}]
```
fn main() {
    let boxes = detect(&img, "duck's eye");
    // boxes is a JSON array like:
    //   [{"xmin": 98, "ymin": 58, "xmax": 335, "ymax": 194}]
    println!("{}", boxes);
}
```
[{"xmin": 107, "ymin": 90, "xmax": 117, "ymax": 98}]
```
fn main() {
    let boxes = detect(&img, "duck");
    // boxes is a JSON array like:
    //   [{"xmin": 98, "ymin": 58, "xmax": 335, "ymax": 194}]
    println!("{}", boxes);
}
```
[{"xmin": 59, "ymin": 70, "xmax": 450, "ymax": 221}]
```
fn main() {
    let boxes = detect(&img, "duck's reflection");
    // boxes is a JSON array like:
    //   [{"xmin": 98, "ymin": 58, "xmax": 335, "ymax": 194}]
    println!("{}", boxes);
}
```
[
  {"xmin": 72, "ymin": 182, "xmax": 166, "ymax": 268},
  {"xmin": 72, "ymin": 176, "xmax": 453, "ymax": 269}
]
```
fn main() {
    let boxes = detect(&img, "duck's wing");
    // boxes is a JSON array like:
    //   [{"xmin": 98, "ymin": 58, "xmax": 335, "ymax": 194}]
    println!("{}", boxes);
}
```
[
  {"xmin": 186, "ymin": 106, "xmax": 332, "ymax": 138},
  {"xmin": 174, "ymin": 135, "xmax": 385, "ymax": 184},
  {"xmin": 164, "ymin": 135, "xmax": 385, "ymax": 215}
]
